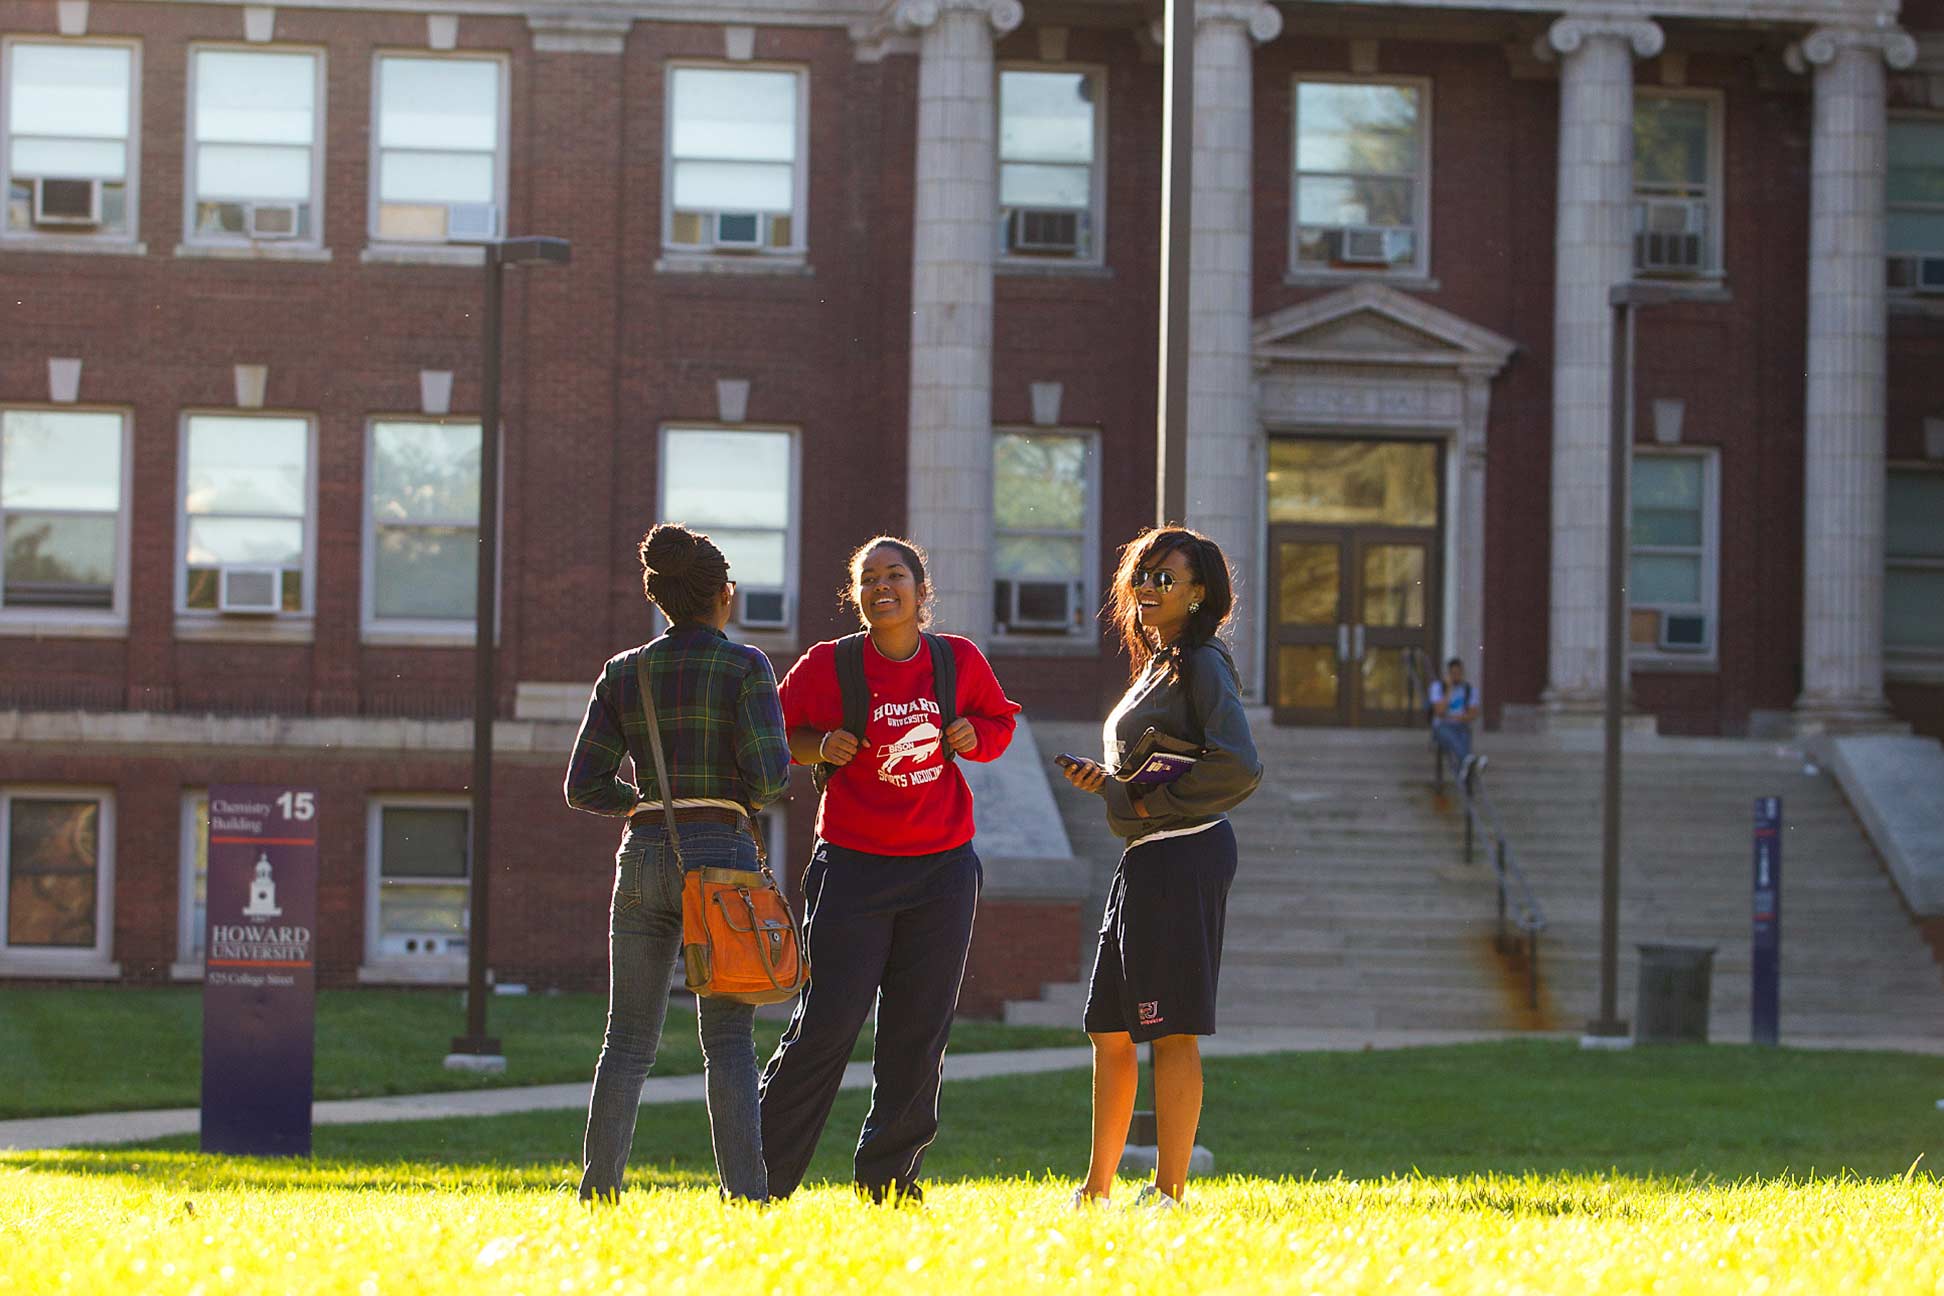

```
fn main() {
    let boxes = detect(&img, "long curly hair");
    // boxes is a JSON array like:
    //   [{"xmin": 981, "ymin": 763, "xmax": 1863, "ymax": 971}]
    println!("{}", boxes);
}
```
[
  {"xmin": 1106, "ymin": 526, "xmax": 1236, "ymax": 682},
  {"xmin": 637, "ymin": 523, "xmax": 730, "ymax": 623}
]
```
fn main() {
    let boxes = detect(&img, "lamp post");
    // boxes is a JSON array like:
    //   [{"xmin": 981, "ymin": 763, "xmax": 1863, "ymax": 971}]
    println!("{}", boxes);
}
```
[
  {"xmin": 446, "ymin": 235, "xmax": 571, "ymax": 1072},
  {"xmin": 1155, "ymin": 0, "xmax": 1193, "ymax": 526},
  {"xmin": 1584, "ymin": 280, "xmax": 1681, "ymax": 1046}
]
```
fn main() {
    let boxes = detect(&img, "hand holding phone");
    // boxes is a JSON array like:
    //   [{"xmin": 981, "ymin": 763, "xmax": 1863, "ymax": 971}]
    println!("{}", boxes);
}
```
[{"xmin": 1055, "ymin": 753, "xmax": 1107, "ymax": 794}]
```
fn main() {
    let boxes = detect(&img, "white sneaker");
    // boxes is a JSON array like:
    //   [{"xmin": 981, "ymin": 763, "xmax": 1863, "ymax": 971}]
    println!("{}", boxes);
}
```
[
  {"xmin": 1069, "ymin": 1187, "xmax": 1105, "ymax": 1210},
  {"xmin": 1131, "ymin": 1184, "xmax": 1180, "ymax": 1211}
]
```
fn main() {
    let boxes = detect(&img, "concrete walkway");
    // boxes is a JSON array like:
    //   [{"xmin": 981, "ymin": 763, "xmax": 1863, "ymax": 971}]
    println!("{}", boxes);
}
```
[
  {"xmin": 0, "ymin": 1027, "xmax": 1527, "ymax": 1153},
  {"xmin": 6, "ymin": 1025, "xmax": 1937, "ymax": 1153}
]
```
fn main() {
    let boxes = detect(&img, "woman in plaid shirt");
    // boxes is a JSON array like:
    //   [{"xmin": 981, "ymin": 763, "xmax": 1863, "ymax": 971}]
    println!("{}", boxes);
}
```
[{"xmin": 564, "ymin": 524, "xmax": 790, "ymax": 1202}]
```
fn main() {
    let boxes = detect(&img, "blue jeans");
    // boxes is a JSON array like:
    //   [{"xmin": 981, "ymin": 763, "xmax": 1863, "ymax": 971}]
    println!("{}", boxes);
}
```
[
  {"xmin": 1433, "ymin": 720, "xmax": 1473, "ymax": 772},
  {"xmin": 580, "ymin": 821, "xmax": 766, "ymax": 1202}
]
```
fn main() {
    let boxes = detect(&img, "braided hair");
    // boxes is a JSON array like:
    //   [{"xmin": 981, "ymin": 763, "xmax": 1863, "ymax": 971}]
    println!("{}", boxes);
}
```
[{"xmin": 637, "ymin": 523, "xmax": 731, "ymax": 624}]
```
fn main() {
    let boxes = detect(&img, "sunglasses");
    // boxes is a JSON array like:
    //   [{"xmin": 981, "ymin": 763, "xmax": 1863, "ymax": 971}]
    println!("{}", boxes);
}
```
[{"xmin": 1128, "ymin": 569, "xmax": 1177, "ymax": 592}]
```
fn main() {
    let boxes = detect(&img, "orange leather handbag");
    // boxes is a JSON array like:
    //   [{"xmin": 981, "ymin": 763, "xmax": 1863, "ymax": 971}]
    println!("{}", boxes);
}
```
[{"xmin": 635, "ymin": 654, "xmax": 808, "ymax": 1005}]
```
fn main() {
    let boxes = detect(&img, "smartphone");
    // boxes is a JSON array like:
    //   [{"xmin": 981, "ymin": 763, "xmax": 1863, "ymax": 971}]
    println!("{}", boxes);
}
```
[{"xmin": 1054, "ymin": 753, "xmax": 1085, "ymax": 772}]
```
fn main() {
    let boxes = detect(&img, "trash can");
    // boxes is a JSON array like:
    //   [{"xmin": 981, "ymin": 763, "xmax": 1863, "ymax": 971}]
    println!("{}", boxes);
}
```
[{"xmin": 1635, "ymin": 944, "xmax": 1716, "ymax": 1044}]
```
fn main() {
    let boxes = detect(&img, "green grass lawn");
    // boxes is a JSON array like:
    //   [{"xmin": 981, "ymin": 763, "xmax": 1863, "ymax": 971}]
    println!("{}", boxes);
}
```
[
  {"xmin": 6, "ymin": 1044, "xmax": 1942, "ymax": 1294},
  {"xmin": 0, "ymin": 987, "xmax": 1082, "ymax": 1119}
]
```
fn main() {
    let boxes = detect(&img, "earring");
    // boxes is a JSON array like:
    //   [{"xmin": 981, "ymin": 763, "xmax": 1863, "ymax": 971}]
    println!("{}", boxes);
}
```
[{"xmin": 1189, "ymin": 600, "xmax": 1202, "ymax": 614}]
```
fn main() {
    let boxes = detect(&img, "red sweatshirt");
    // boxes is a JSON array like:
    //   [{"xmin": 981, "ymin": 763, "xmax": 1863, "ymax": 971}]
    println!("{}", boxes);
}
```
[{"xmin": 778, "ymin": 633, "xmax": 1020, "ymax": 857}]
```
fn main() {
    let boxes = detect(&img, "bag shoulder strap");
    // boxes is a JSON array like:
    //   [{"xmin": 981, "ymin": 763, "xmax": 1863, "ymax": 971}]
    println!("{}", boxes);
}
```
[
  {"xmin": 925, "ymin": 632, "xmax": 958, "ymax": 761},
  {"xmin": 633, "ymin": 646, "xmax": 686, "ymax": 870},
  {"xmin": 1177, "ymin": 643, "xmax": 1207, "ymax": 749},
  {"xmin": 835, "ymin": 633, "xmax": 870, "ymax": 741}
]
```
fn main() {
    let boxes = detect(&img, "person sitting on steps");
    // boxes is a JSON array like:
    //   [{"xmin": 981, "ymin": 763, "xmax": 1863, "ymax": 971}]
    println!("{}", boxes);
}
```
[{"xmin": 1427, "ymin": 656, "xmax": 1486, "ymax": 785}]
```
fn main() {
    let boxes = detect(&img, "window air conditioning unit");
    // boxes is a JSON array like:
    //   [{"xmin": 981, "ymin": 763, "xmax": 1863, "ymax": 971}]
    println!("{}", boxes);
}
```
[
  {"xmin": 1009, "ymin": 207, "xmax": 1082, "ymax": 255},
  {"xmin": 379, "ymin": 931, "xmax": 467, "ymax": 958},
  {"xmin": 1634, "ymin": 198, "xmax": 1707, "ymax": 274},
  {"xmin": 32, "ymin": 177, "xmax": 102, "ymax": 228},
  {"xmin": 995, "ymin": 579, "xmax": 1078, "ymax": 632},
  {"xmin": 218, "ymin": 565, "xmax": 282, "ymax": 615},
  {"xmin": 1891, "ymin": 254, "xmax": 1944, "ymax": 294},
  {"xmin": 710, "ymin": 211, "xmax": 766, "ymax": 251},
  {"xmin": 1655, "ymin": 610, "xmax": 1709, "ymax": 653},
  {"xmin": 245, "ymin": 201, "xmax": 300, "ymax": 240},
  {"xmin": 1336, "ymin": 225, "xmax": 1410, "ymax": 265},
  {"xmin": 738, "ymin": 587, "xmax": 789, "ymax": 629},
  {"xmin": 446, "ymin": 202, "xmax": 499, "ymax": 241}
]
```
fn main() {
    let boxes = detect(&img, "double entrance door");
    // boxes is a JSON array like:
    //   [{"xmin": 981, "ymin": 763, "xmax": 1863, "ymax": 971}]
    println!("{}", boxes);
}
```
[{"xmin": 1265, "ymin": 435, "xmax": 1444, "ymax": 727}]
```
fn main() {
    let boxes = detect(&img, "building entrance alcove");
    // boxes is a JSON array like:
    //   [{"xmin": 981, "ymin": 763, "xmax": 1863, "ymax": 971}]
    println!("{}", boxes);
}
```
[{"xmin": 1253, "ymin": 283, "xmax": 1518, "ymax": 727}]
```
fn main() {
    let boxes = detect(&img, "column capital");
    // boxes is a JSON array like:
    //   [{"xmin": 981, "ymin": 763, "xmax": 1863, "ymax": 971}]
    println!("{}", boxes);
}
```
[
  {"xmin": 1150, "ymin": 1, "xmax": 1282, "ymax": 46},
  {"xmin": 1542, "ymin": 14, "xmax": 1665, "ymax": 61},
  {"xmin": 1787, "ymin": 25, "xmax": 1918, "ymax": 73},
  {"xmin": 893, "ymin": 0, "xmax": 1023, "ymax": 37}
]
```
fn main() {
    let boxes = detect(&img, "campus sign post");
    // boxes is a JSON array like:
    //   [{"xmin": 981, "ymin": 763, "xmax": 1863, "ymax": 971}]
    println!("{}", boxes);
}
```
[{"xmin": 201, "ymin": 784, "xmax": 319, "ymax": 1156}]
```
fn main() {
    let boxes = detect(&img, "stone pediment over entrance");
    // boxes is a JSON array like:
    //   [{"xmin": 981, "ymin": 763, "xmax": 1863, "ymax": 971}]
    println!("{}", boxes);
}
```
[{"xmin": 1253, "ymin": 282, "xmax": 1516, "ymax": 376}]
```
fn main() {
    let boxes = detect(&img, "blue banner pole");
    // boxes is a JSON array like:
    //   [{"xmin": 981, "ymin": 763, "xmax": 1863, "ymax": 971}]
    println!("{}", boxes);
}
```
[{"xmin": 1751, "ymin": 795, "xmax": 1782, "ymax": 1047}]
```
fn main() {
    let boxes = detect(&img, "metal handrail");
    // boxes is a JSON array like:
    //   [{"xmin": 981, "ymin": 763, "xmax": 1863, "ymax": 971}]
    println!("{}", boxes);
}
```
[{"xmin": 1409, "ymin": 648, "xmax": 1548, "ymax": 1009}]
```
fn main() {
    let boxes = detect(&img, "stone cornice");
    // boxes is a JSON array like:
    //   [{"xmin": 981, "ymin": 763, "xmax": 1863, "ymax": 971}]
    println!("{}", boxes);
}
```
[
  {"xmin": 1788, "ymin": 24, "xmax": 1921, "ymax": 72},
  {"xmin": 891, "ymin": 0, "xmax": 1023, "ymax": 36},
  {"xmin": 526, "ymin": 11, "xmax": 632, "ymax": 52},
  {"xmin": 1542, "ymin": 14, "xmax": 1666, "ymax": 61}
]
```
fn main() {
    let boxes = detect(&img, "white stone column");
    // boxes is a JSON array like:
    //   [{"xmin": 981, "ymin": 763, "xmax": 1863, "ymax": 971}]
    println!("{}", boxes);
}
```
[
  {"xmin": 1539, "ymin": 15, "xmax": 1662, "ymax": 716},
  {"xmin": 1791, "ymin": 26, "xmax": 1918, "ymax": 730},
  {"xmin": 1456, "ymin": 369, "xmax": 1495, "ymax": 678},
  {"xmin": 897, "ymin": 0, "xmax": 1021, "ymax": 645},
  {"xmin": 1183, "ymin": 0, "xmax": 1280, "ymax": 697}
]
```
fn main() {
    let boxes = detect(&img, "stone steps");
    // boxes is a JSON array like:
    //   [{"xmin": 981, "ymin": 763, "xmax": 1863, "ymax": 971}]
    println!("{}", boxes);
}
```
[{"xmin": 1004, "ymin": 721, "xmax": 1943, "ymax": 1040}]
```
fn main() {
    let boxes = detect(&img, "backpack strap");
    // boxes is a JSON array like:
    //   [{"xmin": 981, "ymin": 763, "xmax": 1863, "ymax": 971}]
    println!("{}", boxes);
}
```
[
  {"xmin": 925, "ymin": 632, "xmax": 958, "ymax": 762},
  {"xmin": 813, "ymin": 633, "xmax": 870, "ymax": 792},
  {"xmin": 632, "ymin": 646, "xmax": 686, "ymax": 871}
]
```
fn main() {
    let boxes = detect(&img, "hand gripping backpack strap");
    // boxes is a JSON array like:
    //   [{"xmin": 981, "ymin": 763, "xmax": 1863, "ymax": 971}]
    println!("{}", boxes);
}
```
[
  {"xmin": 633, "ymin": 649, "xmax": 686, "ymax": 871},
  {"xmin": 925, "ymin": 632, "xmax": 958, "ymax": 762}
]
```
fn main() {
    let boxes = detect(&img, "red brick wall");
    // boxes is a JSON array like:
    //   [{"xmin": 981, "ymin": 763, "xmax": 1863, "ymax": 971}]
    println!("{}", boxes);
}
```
[{"xmin": 957, "ymin": 898, "xmax": 1084, "ymax": 1019}]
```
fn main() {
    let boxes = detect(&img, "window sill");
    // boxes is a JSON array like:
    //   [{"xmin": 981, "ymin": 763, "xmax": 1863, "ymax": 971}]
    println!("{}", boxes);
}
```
[
  {"xmin": 997, "ymin": 260, "xmax": 1113, "ymax": 279},
  {"xmin": 361, "ymin": 243, "xmax": 486, "ymax": 268},
  {"xmin": 0, "ymin": 615, "xmax": 127, "ymax": 640},
  {"xmin": 990, "ymin": 636, "xmax": 1102, "ymax": 658},
  {"xmin": 175, "ymin": 241, "xmax": 334, "ymax": 264},
  {"xmin": 0, "ymin": 236, "xmax": 146, "ymax": 258},
  {"xmin": 1284, "ymin": 268, "xmax": 1439, "ymax": 291},
  {"xmin": 362, "ymin": 625, "xmax": 478, "ymax": 648},
  {"xmin": 1628, "ymin": 654, "xmax": 1719, "ymax": 674},
  {"xmin": 174, "ymin": 615, "xmax": 316, "ymax": 644},
  {"xmin": 0, "ymin": 957, "xmax": 121, "ymax": 980},
  {"xmin": 170, "ymin": 960, "xmax": 204, "ymax": 982},
  {"xmin": 1627, "ymin": 275, "xmax": 1732, "ymax": 304},
  {"xmin": 358, "ymin": 960, "xmax": 466, "ymax": 986},
  {"xmin": 733, "ymin": 627, "xmax": 801, "ymax": 658},
  {"xmin": 655, "ymin": 252, "xmax": 812, "ymax": 278},
  {"xmin": 1887, "ymin": 655, "xmax": 1944, "ymax": 686},
  {"xmin": 1888, "ymin": 294, "xmax": 1944, "ymax": 320}
]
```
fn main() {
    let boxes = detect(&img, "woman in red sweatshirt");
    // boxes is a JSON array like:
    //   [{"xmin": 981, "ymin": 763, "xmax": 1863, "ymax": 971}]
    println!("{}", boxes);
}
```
[{"xmin": 758, "ymin": 535, "xmax": 1020, "ymax": 1203}]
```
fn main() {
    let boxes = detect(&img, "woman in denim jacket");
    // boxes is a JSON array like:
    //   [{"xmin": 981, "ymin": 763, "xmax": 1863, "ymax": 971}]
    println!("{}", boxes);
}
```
[{"xmin": 564, "ymin": 524, "xmax": 791, "ymax": 1202}]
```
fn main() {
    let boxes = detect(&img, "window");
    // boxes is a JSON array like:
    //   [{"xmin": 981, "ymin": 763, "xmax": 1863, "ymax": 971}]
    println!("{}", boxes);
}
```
[
  {"xmin": 3, "ymin": 39, "xmax": 137, "ymax": 240},
  {"xmin": 993, "ymin": 430, "xmax": 1096, "ymax": 639},
  {"xmin": 187, "ymin": 47, "xmax": 323, "ymax": 245},
  {"xmin": 1633, "ymin": 92, "xmax": 1720, "ymax": 278},
  {"xmin": 998, "ymin": 68, "xmax": 1101, "ymax": 262},
  {"xmin": 659, "ymin": 428, "xmax": 796, "ymax": 630},
  {"xmin": 1887, "ymin": 468, "xmax": 1944, "ymax": 657},
  {"xmin": 664, "ymin": 65, "xmax": 805, "ymax": 254},
  {"xmin": 1, "ymin": 409, "xmax": 127, "ymax": 620},
  {"xmin": 365, "ymin": 799, "xmax": 470, "ymax": 979},
  {"xmin": 1291, "ymin": 78, "xmax": 1427, "ymax": 275},
  {"xmin": 176, "ymin": 791, "xmax": 208, "ymax": 975},
  {"xmin": 1, "ymin": 789, "xmax": 113, "ymax": 970},
  {"xmin": 179, "ymin": 414, "xmax": 312, "ymax": 616},
  {"xmin": 1628, "ymin": 450, "xmax": 1718, "ymax": 660},
  {"xmin": 371, "ymin": 54, "xmax": 504, "ymax": 243},
  {"xmin": 1888, "ymin": 117, "xmax": 1944, "ymax": 294},
  {"xmin": 365, "ymin": 419, "xmax": 482, "ymax": 631}
]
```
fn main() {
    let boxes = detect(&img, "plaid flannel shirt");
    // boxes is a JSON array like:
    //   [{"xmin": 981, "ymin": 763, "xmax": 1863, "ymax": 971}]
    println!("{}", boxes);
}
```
[{"xmin": 564, "ymin": 623, "xmax": 791, "ymax": 818}]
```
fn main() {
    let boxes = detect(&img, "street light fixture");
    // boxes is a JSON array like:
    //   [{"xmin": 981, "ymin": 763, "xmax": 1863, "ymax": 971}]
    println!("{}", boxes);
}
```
[
  {"xmin": 1155, "ymin": 0, "xmax": 1193, "ymax": 526},
  {"xmin": 1584, "ymin": 280, "xmax": 1683, "ymax": 1047},
  {"xmin": 447, "ymin": 235, "xmax": 572, "ymax": 1072}
]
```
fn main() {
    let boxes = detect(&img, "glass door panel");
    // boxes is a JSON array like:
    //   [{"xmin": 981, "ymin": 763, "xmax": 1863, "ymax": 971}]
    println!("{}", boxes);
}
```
[
  {"xmin": 1350, "ymin": 532, "xmax": 1438, "ymax": 727},
  {"xmin": 1278, "ymin": 645, "xmax": 1340, "ymax": 710},
  {"xmin": 1269, "ymin": 525, "xmax": 1349, "ymax": 725},
  {"xmin": 1279, "ymin": 542, "xmax": 1340, "ymax": 624},
  {"xmin": 1361, "ymin": 543, "xmax": 1426, "ymax": 628}
]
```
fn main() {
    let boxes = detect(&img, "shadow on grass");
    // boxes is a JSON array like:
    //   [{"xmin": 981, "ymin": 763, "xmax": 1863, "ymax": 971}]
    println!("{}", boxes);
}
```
[{"xmin": 8, "ymin": 1042, "xmax": 1939, "ymax": 1192}]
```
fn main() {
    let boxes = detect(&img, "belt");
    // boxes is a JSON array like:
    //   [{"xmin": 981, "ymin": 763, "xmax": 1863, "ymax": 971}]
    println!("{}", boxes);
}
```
[{"xmin": 630, "ymin": 806, "xmax": 748, "ymax": 830}]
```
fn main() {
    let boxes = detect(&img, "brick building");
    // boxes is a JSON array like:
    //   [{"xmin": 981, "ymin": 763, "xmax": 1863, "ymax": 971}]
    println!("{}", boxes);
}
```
[{"xmin": 0, "ymin": 0, "xmax": 1939, "ymax": 1006}]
